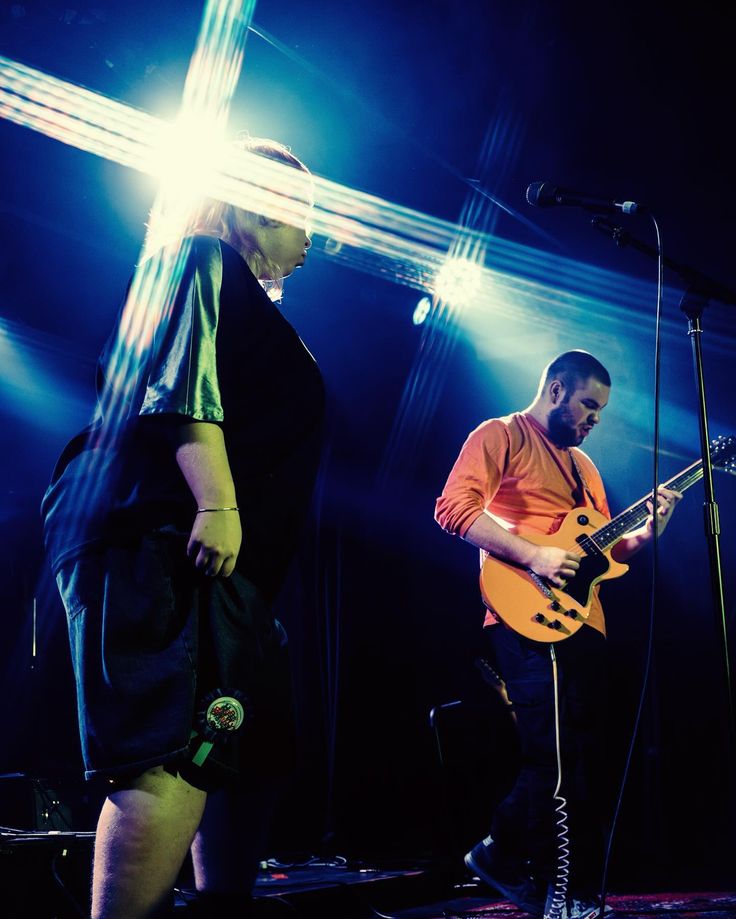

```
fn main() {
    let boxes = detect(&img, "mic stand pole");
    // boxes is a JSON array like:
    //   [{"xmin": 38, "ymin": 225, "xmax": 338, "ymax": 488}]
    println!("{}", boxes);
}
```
[
  {"xmin": 590, "ymin": 217, "xmax": 736, "ymax": 748},
  {"xmin": 679, "ymin": 289, "xmax": 734, "ymax": 730}
]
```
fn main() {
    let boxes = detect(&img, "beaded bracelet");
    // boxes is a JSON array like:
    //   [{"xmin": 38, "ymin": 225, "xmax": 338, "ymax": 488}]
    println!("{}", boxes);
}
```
[{"xmin": 196, "ymin": 507, "xmax": 239, "ymax": 513}]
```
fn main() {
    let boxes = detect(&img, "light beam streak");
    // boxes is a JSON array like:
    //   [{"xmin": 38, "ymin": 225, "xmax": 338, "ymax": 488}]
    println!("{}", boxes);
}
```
[
  {"xmin": 0, "ymin": 319, "xmax": 91, "ymax": 433},
  {"xmin": 23, "ymin": 0, "xmax": 256, "ymax": 557},
  {"xmin": 1, "ymin": 48, "xmax": 472, "ymax": 292},
  {"xmin": 3, "ymin": 45, "xmax": 729, "ymax": 371},
  {"xmin": 246, "ymin": 22, "xmax": 563, "ymax": 251},
  {"xmin": 0, "ymin": 46, "xmax": 673, "ymax": 322},
  {"xmin": 99, "ymin": 0, "xmax": 255, "ymax": 441},
  {"xmin": 0, "ymin": 54, "xmax": 162, "ymax": 172},
  {"xmin": 3, "ymin": 8, "xmax": 733, "ymax": 495}
]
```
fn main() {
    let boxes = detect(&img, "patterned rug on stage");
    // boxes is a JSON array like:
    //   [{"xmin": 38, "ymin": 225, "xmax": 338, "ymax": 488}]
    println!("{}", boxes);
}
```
[
  {"xmin": 405, "ymin": 891, "xmax": 736, "ymax": 919},
  {"xmin": 248, "ymin": 864, "xmax": 736, "ymax": 918}
]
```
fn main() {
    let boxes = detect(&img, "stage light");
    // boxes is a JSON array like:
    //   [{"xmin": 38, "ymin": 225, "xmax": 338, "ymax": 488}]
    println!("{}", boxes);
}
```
[
  {"xmin": 145, "ymin": 112, "xmax": 230, "ymax": 243},
  {"xmin": 0, "ymin": 7, "xmax": 686, "ymax": 366},
  {"xmin": 149, "ymin": 113, "xmax": 228, "ymax": 202},
  {"xmin": 0, "ymin": 50, "xmax": 652, "ymax": 318},
  {"xmin": 0, "ymin": 319, "xmax": 89, "ymax": 431},
  {"xmin": 412, "ymin": 296, "xmax": 432, "ymax": 326},
  {"xmin": 433, "ymin": 257, "xmax": 484, "ymax": 307}
]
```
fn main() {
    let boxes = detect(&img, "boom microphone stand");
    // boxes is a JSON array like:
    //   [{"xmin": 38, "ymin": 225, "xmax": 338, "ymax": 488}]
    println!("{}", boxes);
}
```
[{"xmin": 592, "ymin": 217, "xmax": 735, "ymax": 744}]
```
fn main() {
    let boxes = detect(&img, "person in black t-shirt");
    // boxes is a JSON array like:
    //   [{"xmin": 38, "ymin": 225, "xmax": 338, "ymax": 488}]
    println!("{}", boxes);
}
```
[{"xmin": 42, "ymin": 137, "xmax": 324, "ymax": 918}]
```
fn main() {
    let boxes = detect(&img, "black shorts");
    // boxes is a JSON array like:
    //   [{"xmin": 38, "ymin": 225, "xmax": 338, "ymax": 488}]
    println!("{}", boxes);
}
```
[{"xmin": 55, "ymin": 528, "xmax": 296, "ymax": 791}]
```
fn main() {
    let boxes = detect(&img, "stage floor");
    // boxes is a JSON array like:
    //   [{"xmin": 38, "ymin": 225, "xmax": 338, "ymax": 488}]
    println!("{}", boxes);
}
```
[
  {"xmin": 244, "ymin": 863, "xmax": 736, "ymax": 918},
  {"xmin": 2, "ymin": 833, "xmax": 734, "ymax": 917}
]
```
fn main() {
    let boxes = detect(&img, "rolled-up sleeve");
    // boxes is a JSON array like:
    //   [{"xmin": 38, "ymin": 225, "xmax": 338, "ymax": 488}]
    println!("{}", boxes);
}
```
[
  {"xmin": 140, "ymin": 237, "xmax": 225, "ymax": 422},
  {"xmin": 434, "ymin": 419, "xmax": 509, "ymax": 537}
]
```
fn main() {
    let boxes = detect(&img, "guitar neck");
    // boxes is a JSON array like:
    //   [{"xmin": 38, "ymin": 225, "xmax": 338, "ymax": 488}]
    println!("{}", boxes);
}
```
[{"xmin": 593, "ymin": 460, "xmax": 704, "ymax": 551}]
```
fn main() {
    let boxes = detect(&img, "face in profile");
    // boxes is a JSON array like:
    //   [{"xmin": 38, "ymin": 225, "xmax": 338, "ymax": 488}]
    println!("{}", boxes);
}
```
[
  {"xmin": 265, "ymin": 219, "xmax": 312, "ymax": 278},
  {"xmin": 230, "ymin": 179, "xmax": 313, "ymax": 280}
]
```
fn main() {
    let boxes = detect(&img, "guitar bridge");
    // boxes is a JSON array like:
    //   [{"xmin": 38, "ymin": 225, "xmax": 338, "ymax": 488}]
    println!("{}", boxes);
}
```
[
  {"xmin": 528, "ymin": 570, "xmax": 584, "ymax": 623},
  {"xmin": 527, "ymin": 569, "xmax": 556, "ymax": 600}
]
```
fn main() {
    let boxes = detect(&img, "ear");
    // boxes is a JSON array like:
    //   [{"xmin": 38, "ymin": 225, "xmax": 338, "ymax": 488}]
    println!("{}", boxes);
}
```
[{"xmin": 549, "ymin": 380, "xmax": 564, "ymax": 404}]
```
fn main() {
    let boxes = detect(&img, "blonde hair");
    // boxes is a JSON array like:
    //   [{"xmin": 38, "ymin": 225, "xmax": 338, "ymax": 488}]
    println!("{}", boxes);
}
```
[{"xmin": 147, "ymin": 135, "xmax": 310, "ymax": 301}]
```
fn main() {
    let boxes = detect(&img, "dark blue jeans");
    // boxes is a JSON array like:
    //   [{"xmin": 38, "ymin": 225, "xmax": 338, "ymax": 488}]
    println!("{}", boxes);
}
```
[{"xmin": 486, "ymin": 624, "xmax": 608, "ymax": 890}]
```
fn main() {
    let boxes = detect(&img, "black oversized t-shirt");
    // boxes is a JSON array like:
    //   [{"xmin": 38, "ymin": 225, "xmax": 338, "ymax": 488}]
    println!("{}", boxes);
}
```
[{"xmin": 42, "ymin": 236, "xmax": 325, "ymax": 603}]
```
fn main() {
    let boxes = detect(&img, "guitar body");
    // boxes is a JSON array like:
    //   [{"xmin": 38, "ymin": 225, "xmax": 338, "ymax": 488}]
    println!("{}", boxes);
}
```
[
  {"xmin": 477, "ymin": 435, "xmax": 736, "ymax": 642},
  {"xmin": 479, "ymin": 506, "xmax": 629, "ymax": 642}
]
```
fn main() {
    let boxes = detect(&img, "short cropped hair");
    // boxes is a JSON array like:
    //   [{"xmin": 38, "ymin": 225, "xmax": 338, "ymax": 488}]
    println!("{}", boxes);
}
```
[{"xmin": 539, "ymin": 350, "xmax": 611, "ymax": 397}]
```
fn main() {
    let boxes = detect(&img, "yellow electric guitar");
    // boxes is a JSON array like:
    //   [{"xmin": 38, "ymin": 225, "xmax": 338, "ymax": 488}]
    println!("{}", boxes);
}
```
[{"xmin": 479, "ymin": 435, "xmax": 736, "ymax": 642}]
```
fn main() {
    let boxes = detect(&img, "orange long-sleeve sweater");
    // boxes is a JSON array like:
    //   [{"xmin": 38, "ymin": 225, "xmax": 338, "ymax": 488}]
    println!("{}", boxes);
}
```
[{"xmin": 435, "ymin": 411, "xmax": 610, "ymax": 635}]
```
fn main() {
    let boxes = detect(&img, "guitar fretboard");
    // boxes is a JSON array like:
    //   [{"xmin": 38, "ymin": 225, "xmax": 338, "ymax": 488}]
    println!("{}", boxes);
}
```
[{"xmin": 591, "ymin": 460, "xmax": 705, "ymax": 552}]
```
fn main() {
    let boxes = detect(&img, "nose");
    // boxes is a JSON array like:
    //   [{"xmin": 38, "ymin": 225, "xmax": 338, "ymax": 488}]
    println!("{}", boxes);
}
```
[
  {"xmin": 589, "ymin": 410, "xmax": 600, "ymax": 425},
  {"xmin": 304, "ymin": 234, "xmax": 312, "ymax": 250}
]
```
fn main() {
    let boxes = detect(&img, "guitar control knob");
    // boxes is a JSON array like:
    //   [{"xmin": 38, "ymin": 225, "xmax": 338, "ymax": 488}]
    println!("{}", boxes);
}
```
[
  {"xmin": 577, "ymin": 514, "xmax": 589, "ymax": 526},
  {"xmin": 548, "ymin": 620, "xmax": 562, "ymax": 630},
  {"xmin": 564, "ymin": 609, "xmax": 576, "ymax": 618},
  {"xmin": 549, "ymin": 601, "xmax": 561, "ymax": 611},
  {"xmin": 533, "ymin": 613, "xmax": 546, "ymax": 623}
]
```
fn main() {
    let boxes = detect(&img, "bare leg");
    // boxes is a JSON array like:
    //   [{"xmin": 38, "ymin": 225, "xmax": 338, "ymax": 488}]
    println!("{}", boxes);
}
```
[
  {"xmin": 191, "ymin": 781, "xmax": 279, "ymax": 896},
  {"xmin": 91, "ymin": 765, "xmax": 207, "ymax": 919}
]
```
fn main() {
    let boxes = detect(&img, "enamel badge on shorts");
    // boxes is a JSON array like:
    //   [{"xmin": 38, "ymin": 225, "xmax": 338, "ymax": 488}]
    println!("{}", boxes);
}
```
[{"xmin": 190, "ymin": 687, "xmax": 252, "ymax": 767}]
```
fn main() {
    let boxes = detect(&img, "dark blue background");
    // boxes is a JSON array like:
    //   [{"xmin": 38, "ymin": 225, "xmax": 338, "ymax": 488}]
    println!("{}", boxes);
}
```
[{"xmin": 1, "ymin": 0, "xmax": 734, "ymax": 888}]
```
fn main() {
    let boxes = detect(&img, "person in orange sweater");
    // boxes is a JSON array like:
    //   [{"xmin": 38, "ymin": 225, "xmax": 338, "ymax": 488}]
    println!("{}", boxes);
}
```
[{"xmin": 435, "ymin": 350, "xmax": 680, "ymax": 919}]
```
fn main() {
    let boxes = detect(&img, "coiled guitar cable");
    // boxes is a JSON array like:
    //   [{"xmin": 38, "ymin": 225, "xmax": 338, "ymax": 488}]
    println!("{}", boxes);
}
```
[{"xmin": 544, "ymin": 644, "xmax": 570, "ymax": 919}]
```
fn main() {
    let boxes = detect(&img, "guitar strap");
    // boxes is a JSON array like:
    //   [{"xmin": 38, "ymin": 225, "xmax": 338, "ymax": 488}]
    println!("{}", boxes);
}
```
[{"xmin": 568, "ymin": 448, "xmax": 602, "ymax": 514}]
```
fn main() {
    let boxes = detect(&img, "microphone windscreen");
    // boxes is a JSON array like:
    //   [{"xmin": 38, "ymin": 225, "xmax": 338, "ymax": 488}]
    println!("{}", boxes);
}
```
[{"xmin": 526, "ymin": 181, "xmax": 556, "ymax": 208}]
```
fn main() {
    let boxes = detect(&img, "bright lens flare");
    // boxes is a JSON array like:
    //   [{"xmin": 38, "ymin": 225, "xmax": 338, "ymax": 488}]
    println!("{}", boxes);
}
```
[
  {"xmin": 0, "ymin": 46, "xmax": 673, "ymax": 343},
  {"xmin": 29, "ymin": 0, "xmax": 255, "ymax": 556},
  {"xmin": 151, "ymin": 115, "xmax": 229, "ymax": 201},
  {"xmin": 433, "ymin": 257, "xmax": 484, "ymax": 307},
  {"xmin": 147, "ymin": 113, "xmax": 230, "ymax": 243},
  {"xmin": 0, "ymin": 49, "xmax": 493, "ymax": 297},
  {"xmin": 1, "ymin": 15, "xmax": 675, "ymax": 325},
  {"xmin": 2, "ymin": 49, "xmax": 620, "ymax": 313}
]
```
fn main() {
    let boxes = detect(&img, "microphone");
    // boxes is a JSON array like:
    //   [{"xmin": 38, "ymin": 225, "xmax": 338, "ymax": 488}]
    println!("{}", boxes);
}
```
[{"xmin": 526, "ymin": 181, "xmax": 644, "ymax": 215}]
